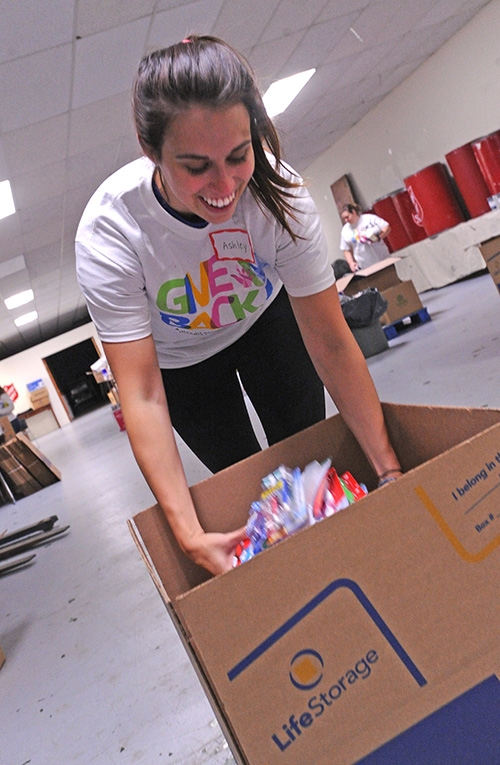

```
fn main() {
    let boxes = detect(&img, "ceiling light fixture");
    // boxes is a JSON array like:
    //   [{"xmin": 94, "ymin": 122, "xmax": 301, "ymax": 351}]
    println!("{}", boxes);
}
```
[
  {"xmin": 14, "ymin": 311, "xmax": 38, "ymax": 327},
  {"xmin": 0, "ymin": 180, "xmax": 16, "ymax": 220},
  {"xmin": 5, "ymin": 289, "xmax": 34, "ymax": 310},
  {"xmin": 263, "ymin": 68, "xmax": 316, "ymax": 118}
]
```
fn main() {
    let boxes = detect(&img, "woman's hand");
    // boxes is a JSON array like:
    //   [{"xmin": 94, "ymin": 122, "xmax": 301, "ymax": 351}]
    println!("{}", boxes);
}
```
[{"xmin": 185, "ymin": 526, "xmax": 248, "ymax": 576}]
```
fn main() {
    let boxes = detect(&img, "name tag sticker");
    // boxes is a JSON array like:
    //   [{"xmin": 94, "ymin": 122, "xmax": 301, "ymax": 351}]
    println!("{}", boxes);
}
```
[{"xmin": 210, "ymin": 229, "xmax": 255, "ymax": 263}]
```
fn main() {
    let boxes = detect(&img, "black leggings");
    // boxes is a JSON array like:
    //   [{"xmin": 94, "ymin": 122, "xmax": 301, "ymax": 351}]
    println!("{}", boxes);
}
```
[{"xmin": 161, "ymin": 288, "xmax": 325, "ymax": 472}]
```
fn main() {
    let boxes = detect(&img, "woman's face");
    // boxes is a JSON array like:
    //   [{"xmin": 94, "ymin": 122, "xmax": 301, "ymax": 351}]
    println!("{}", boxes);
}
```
[
  {"xmin": 154, "ymin": 103, "xmax": 255, "ymax": 223},
  {"xmin": 341, "ymin": 208, "xmax": 359, "ymax": 225}
]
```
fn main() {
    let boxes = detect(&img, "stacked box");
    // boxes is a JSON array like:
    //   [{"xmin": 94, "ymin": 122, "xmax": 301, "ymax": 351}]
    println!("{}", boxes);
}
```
[
  {"xmin": 27, "ymin": 379, "xmax": 50, "ymax": 409},
  {"xmin": 29, "ymin": 388, "xmax": 50, "ymax": 409},
  {"xmin": 131, "ymin": 403, "xmax": 500, "ymax": 765}
]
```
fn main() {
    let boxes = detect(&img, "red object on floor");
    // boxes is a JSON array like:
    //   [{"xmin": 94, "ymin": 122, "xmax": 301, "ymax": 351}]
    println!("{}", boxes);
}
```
[
  {"xmin": 446, "ymin": 141, "xmax": 491, "ymax": 217},
  {"xmin": 403, "ymin": 162, "xmax": 465, "ymax": 236},
  {"xmin": 472, "ymin": 130, "xmax": 500, "ymax": 196}
]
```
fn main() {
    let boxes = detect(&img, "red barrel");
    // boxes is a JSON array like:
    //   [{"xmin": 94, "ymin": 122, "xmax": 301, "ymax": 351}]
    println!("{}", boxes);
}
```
[
  {"xmin": 372, "ymin": 194, "xmax": 410, "ymax": 252},
  {"xmin": 446, "ymin": 141, "xmax": 491, "ymax": 217},
  {"xmin": 472, "ymin": 130, "xmax": 500, "ymax": 195},
  {"xmin": 391, "ymin": 188, "xmax": 427, "ymax": 244},
  {"xmin": 403, "ymin": 163, "xmax": 465, "ymax": 236}
]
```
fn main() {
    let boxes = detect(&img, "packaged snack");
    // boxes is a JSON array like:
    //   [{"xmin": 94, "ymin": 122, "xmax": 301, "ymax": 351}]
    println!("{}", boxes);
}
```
[{"xmin": 233, "ymin": 461, "xmax": 368, "ymax": 567}]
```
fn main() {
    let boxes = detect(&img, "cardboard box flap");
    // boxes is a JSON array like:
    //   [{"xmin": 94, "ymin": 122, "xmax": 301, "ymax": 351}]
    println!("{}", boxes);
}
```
[
  {"xmin": 336, "ymin": 256, "xmax": 402, "ymax": 295},
  {"xmin": 131, "ymin": 403, "xmax": 500, "ymax": 604},
  {"xmin": 130, "ymin": 506, "xmax": 212, "ymax": 602}
]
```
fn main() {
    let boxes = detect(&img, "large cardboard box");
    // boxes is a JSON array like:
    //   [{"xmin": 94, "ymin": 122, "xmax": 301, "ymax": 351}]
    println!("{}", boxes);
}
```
[
  {"xmin": 336, "ymin": 258, "xmax": 424, "ymax": 325},
  {"xmin": 130, "ymin": 404, "xmax": 500, "ymax": 764},
  {"xmin": 336, "ymin": 257, "xmax": 402, "ymax": 296},
  {"xmin": 29, "ymin": 386, "xmax": 50, "ymax": 409},
  {"xmin": 378, "ymin": 280, "xmax": 423, "ymax": 325},
  {"xmin": 479, "ymin": 236, "xmax": 500, "ymax": 293}
]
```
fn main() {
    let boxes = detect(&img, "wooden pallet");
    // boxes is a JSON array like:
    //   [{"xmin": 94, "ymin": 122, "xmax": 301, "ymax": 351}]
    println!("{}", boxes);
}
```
[{"xmin": 383, "ymin": 307, "xmax": 431, "ymax": 340}]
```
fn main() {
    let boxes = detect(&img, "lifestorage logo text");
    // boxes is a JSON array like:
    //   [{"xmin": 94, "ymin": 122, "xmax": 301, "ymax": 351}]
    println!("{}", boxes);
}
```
[
  {"xmin": 226, "ymin": 577, "xmax": 427, "ymax": 754},
  {"xmin": 273, "ymin": 648, "xmax": 379, "ymax": 752}
]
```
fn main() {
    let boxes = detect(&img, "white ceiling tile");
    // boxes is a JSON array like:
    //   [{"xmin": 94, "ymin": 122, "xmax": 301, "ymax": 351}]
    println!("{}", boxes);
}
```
[
  {"xmin": 68, "ymin": 92, "xmax": 136, "ymax": 157},
  {"xmin": 212, "ymin": 0, "xmax": 280, "ymax": 52},
  {"xmin": 11, "ymin": 162, "xmax": 66, "ymax": 213},
  {"xmin": 416, "ymin": 0, "xmax": 475, "ymax": 28},
  {"xmin": 0, "ymin": 254, "xmax": 26, "ymax": 277},
  {"xmin": 248, "ymin": 31, "xmax": 305, "ymax": 87},
  {"xmin": 0, "ymin": 46, "xmax": 73, "ymax": 132},
  {"xmin": 147, "ymin": 0, "xmax": 226, "ymax": 51},
  {"xmin": 22, "ymin": 219, "xmax": 64, "ymax": 255},
  {"xmin": 0, "ymin": 270, "xmax": 32, "ymax": 303},
  {"xmin": 317, "ymin": 0, "xmax": 370, "ymax": 22},
  {"xmin": 75, "ymin": 0, "xmax": 156, "ymax": 38},
  {"xmin": 259, "ymin": 0, "xmax": 333, "ymax": 44},
  {"xmin": 0, "ymin": 0, "xmax": 74, "ymax": 64},
  {"xmin": 0, "ymin": 114, "xmax": 70, "ymax": 176},
  {"xmin": 72, "ymin": 18, "xmax": 150, "ymax": 109},
  {"xmin": 277, "ymin": 13, "xmax": 358, "ymax": 77}
]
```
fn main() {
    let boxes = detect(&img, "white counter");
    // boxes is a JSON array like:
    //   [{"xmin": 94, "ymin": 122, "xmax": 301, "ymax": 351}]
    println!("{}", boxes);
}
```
[{"xmin": 393, "ymin": 208, "xmax": 500, "ymax": 293}]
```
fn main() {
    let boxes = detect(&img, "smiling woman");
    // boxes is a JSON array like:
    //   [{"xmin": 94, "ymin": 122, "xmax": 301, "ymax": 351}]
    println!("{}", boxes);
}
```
[
  {"xmin": 75, "ymin": 35, "xmax": 400, "ymax": 576},
  {"xmin": 148, "ymin": 104, "xmax": 255, "ymax": 223}
]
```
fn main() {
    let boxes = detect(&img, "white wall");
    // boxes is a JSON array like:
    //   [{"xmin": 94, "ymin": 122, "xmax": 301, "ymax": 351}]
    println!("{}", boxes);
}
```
[
  {"xmin": 305, "ymin": 0, "xmax": 500, "ymax": 259},
  {"xmin": 0, "ymin": 323, "xmax": 103, "ymax": 427}
]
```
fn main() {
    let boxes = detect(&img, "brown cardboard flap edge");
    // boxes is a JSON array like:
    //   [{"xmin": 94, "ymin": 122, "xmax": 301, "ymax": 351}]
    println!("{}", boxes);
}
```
[{"xmin": 336, "ymin": 256, "xmax": 402, "ymax": 294}]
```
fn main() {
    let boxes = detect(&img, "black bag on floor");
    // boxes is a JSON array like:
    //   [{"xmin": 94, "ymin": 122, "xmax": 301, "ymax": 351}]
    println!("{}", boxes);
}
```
[{"xmin": 340, "ymin": 288, "xmax": 388, "ymax": 328}]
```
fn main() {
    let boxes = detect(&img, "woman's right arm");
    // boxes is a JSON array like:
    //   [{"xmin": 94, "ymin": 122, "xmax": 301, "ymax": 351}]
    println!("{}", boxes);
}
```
[
  {"xmin": 343, "ymin": 249, "xmax": 358, "ymax": 272},
  {"xmin": 103, "ymin": 337, "xmax": 245, "ymax": 575}
]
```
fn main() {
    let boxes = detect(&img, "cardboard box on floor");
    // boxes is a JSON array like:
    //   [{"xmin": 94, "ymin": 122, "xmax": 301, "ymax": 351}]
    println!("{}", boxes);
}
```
[
  {"xmin": 130, "ymin": 403, "xmax": 500, "ymax": 765},
  {"xmin": 479, "ymin": 236, "xmax": 500, "ymax": 293},
  {"xmin": 336, "ymin": 257, "xmax": 423, "ymax": 325}
]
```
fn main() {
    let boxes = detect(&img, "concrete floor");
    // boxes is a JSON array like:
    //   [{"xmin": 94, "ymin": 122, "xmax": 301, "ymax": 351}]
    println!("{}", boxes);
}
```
[{"xmin": 1, "ymin": 270, "xmax": 499, "ymax": 765}]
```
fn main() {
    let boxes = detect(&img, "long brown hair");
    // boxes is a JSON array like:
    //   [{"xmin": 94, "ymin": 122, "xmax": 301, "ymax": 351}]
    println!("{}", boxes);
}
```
[{"xmin": 133, "ymin": 35, "xmax": 302, "ymax": 240}]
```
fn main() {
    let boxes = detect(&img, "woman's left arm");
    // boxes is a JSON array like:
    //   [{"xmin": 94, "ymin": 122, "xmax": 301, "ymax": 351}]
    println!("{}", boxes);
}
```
[
  {"xmin": 288, "ymin": 283, "xmax": 401, "ymax": 479},
  {"xmin": 378, "ymin": 223, "xmax": 391, "ymax": 242}
]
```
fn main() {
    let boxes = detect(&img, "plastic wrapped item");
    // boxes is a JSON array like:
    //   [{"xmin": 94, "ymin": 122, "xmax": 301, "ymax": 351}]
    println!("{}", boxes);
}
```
[
  {"xmin": 233, "ymin": 461, "xmax": 368, "ymax": 566},
  {"xmin": 339, "ymin": 288, "xmax": 388, "ymax": 328}
]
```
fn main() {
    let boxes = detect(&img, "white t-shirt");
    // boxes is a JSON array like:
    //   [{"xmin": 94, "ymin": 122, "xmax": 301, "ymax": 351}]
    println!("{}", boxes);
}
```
[
  {"xmin": 76, "ymin": 157, "xmax": 334, "ymax": 368},
  {"xmin": 340, "ymin": 213, "xmax": 390, "ymax": 269}
]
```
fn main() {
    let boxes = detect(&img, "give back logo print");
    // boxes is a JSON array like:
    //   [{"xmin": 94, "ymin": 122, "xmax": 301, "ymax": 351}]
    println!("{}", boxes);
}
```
[{"xmin": 156, "ymin": 228, "xmax": 274, "ymax": 331}]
